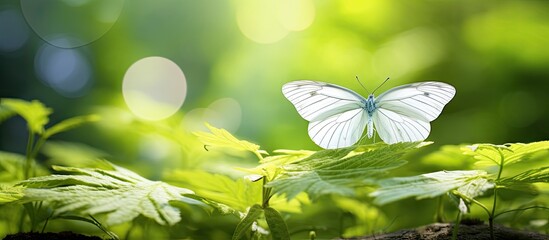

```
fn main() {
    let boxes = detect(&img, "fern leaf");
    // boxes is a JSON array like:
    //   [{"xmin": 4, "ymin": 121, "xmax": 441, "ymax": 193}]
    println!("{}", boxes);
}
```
[{"xmin": 19, "ymin": 162, "xmax": 199, "ymax": 226}]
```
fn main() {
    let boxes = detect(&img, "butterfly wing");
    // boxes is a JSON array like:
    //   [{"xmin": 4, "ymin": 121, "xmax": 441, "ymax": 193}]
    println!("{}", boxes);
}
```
[
  {"xmin": 282, "ymin": 80, "xmax": 369, "ymax": 149},
  {"xmin": 373, "ymin": 82, "xmax": 456, "ymax": 144}
]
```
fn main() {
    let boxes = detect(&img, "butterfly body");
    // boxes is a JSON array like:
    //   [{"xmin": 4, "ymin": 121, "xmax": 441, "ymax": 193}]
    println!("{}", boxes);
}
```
[{"xmin": 282, "ymin": 80, "xmax": 456, "ymax": 149}]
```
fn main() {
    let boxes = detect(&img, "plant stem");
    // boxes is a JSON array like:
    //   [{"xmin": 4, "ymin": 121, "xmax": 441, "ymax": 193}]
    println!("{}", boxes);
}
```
[
  {"xmin": 435, "ymin": 196, "xmax": 444, "ymax": 222},
  {"xmin": 493, "ymin": 206, "xmax": 549, "ymax": 219},
  {"xmin": 262, "ymin": 177, "xmax": 272, "ymax": 208},
  {"xmin": 489, "ymin": 148, "xmax": 506, "ymax": 240},
  {"xmin": 451, "ymin": 211, "xmax": 462, "ymax": 240},
  {"xmin": 24, "ymin": 131, "xmax": 35, "ymax": 179}
]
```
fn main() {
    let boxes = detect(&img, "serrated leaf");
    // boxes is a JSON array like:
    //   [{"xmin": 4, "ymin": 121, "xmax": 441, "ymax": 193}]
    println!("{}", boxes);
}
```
[
  {"xmin": 43, "ymin": 115, "xmax": 100, "ymax": 139},
  {"xmin": 18, "ymin": 162, "xmax": 198, "ymax": 226},
  {"xmin": 166, "ymin": 170, "xmax": 262, "ymax": 213},
  {"xmin": 232, "ymin": 204, "xmax": 263, "ymax": 240},
  {"xmin": 455, "ymin": 177, "xmax": 494, "ymax": 199},
  {"xmin": 371, "ymin": 170, "xmax": 494, "ymax": 205},
  {"xmin": 165, "ymin": 170, "xmax": 307, "ymax": 214},
  {"xmin": 0, "ymin": 184, "xmax": 25, "ymax": 203},
  {"xmin": 194, "ymin": 123, "xmax": 267, "ymax": 158},
  {"xmin": 463, "ymin": 141, "xmax": 549, "ymax": 167},
  {"xmin": 1, "ymin": 98, "xmax": 52, "ymax": 134},
  {"xmin": 268, "ymin": 142, "xmax": 424, "ymax": 200},
  {"xmin": 500, "ymin": 166, "xmax": 549, "ymax": 185},
  {"xmin": 238, "ymin": 149, "xmax": 314, "ymax": 181},
  {"xmin": 264, "ymin": 207, "xmax": 290, "ymax": 240}
]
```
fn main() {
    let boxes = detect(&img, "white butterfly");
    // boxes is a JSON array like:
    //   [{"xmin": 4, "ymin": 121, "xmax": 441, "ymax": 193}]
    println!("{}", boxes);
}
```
[{"xmin": 282, "ymin": 80, "xmax": 456, "ymax": 149}]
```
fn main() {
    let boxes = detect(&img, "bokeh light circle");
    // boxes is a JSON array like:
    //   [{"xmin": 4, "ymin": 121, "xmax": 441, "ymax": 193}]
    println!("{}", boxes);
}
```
[
  {"xmin": 183, "ymin": 98, "xmax": 242, "ymax": 133},
  {"xmin": 0, "ymin": 7, "xmax": 29, "ymax": 52},
  {"xmin": 34, "ymin": 43, "xmax": 93, "ymax": 97},
  {"xmin": 122, "ymin": 56, "xmax": 187, "ymax": 121},
  {"xmin": 277, "ymin": 0, "xmax": 315, "ymax": 31},
  {"xmin": 20, "ymin": 0, "xmax": 124, "ymax": 48},
  {"xmin": 236, "ymin": 0, "xmax": 289, "ymax": 44}
]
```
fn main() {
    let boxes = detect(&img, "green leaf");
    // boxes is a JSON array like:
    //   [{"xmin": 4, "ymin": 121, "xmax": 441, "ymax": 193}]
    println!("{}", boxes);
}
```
[
  {"xmin": 238, "ymin": 149, "xmax": 314, "ymax": 181},
  {"xmin": 499, "ymin": 166, "xmax": 549, "ymax": 185},
  {"xmin": 463, "ymin": 141, "xmax": 549, "ymax": 167},
  {"xmin": 194, "ymin": 123, "xmax": 267, "ymax": 159},
  {"xmin": 0, "ymin": 105, "xmax": 16, "ymax": 123},
  {"xmin": 0, "ymin": 98, "xmax": 52, "ymax": 134},
  {"xmin": 371, "ymin": 170, "xmax": 494, "ymax": 205},
  {"xmin": 264, "ymin": 207, "xmax": 290, "ymax": 240},
  {"xmin": 0, "ymin": 184, "xmax": 25, "ymax": 203},
  {"xmin": 268, "ymin": 142, "xmax": 425, "ymax": 200},
  {"xmin": 333, "ymin": 196, "xmax": 385, "ymax": 237},
  {"xmin": 165, "ymin": 170, "xmax": 307, "ymax": 214},
  {"xmin": 43, "ymin": 115, "xmax": 100, "ymax": 139},
  {"xmin": 18, "ymin": 162, "xmax": 199, "ymax": 226},
  {"xmin": 166, "ymin": 170, "xmax": 262, "ymax": 213},
  {"xmin": 232, "ymin": 204, "xmax": 263, "ymax": 240}
]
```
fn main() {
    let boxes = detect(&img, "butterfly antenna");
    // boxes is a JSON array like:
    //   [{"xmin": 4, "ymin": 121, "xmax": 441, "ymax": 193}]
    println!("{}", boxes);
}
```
[
  {"xmin": 372, "ymin": 77, "xmax": 390, "ymax": 94},
  {"xmin": 355, "ymin": 75, "xmax": 370, "ymax": 93}
]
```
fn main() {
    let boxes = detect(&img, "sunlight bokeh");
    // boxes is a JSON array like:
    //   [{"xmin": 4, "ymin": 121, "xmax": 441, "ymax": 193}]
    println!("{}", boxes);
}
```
[
  {"xmin": 2, "ymin": 0, "xmax": 549, "ymax": 239},
  {"xmin": 122, "ymin": 56, "xmax": 187, "ymax": 121},
  {"xmin": 20, "ymin": 0, "xmax": 124, "ymax": 48}
]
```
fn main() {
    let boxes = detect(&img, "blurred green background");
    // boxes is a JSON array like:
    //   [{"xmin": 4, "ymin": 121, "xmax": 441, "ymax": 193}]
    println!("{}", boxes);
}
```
[{"xmin": 1, "ymin": 0, "xmax": 549, "ymax": 239}]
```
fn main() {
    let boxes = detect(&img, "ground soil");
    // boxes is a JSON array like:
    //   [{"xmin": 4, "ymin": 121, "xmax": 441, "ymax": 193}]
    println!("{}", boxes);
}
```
[
  {"xmin": 3, "ymin": 231, "xmax": 102, "ymax": 240},
  {"xmin": 344, "ymin": 223, "xmax": 549, "ymax": 240}
]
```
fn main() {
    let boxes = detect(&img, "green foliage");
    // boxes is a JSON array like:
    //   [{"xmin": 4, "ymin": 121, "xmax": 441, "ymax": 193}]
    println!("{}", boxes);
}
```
[
  {"xmin": 166, "ymin": 170, "xmax": 308, "ymax": 215},
  {"xmin": 264, "ymin": 207, "xmax": 290, "ymax": 240},
  {"xmin": 370, "ymin": 140, "xmax": 549, "ymax": 238},
  {"xmin": 0, "ymin": 105, "xmax": 16, "ymax": 123},
  {"xmin": 18, "ymin": 161, "xmax": 201, "ymax": 226},
  {"xmin": 242, "ymin": 149, "xmax": 314, "ymax": 181},
  {"xmin": 42, "ymin": 115, "xmax": 101, "ymax": 139},
  {"xmin": 0, "ymin": 151, "xmax": 48, "ymax": 182},
  {"xmin": 0, "ymin": 185, "xmax": 24, "ymax": 204},
  {"xmin": 167, "ymin": 170, "xmax": 262, "ymax": 214},
  {"xmin": 268, "ymin": 142, "xmax": 428, "ymax": 200},
  {"xmin": 232, "ymin": 204, "xmax": 263, "ymax": 240},
  {"xmin": 194, "ymin": 123, "xmax": 268, "ymax": 159},
  {"xmin": 499, "ymin": 166, "xmax": 549, "ymax": 185},
  {"xmin": 463, "ymin": 141, "xmax": 549, "ymax": 167},
  {"xmin": 333, "ymin": 196, "xmax": 385, "ymax": 237},
  {"xmin": 0, "ymin": 98, "xmax": 52, "ymax": 134},
  {"xmin": 371, "ymin": 170, "xmax": 494, "ymax": 205}
]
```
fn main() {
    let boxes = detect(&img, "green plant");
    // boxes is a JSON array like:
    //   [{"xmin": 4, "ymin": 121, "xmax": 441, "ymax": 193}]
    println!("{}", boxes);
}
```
[
  {"xmin": 2, "ymin": 98, "xmax": 548, "ymax": 239},
  {"xmin": 177, "ymin": 123, "xmax": 427, "ymax": 239},
  {"xmin": 0, "ymin": 99, "xmax": 218, "ymax": 239},
  {"xmin": 370, "ymin": 141, "xmax": 549, "ymax": 240}
]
